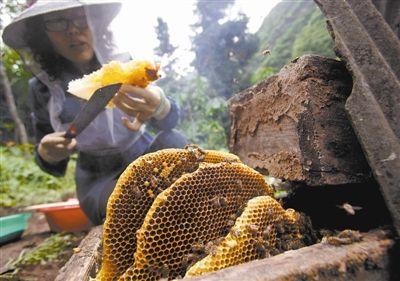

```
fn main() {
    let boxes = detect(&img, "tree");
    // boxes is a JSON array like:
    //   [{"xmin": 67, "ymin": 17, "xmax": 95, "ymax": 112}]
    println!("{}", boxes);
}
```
[
  {"xmin": 154, "ymin": 17, "xmax": 176, "ymax": 58},
  {"xmin": 191, "ymin": 0, "xmax": 259, "ymax": 99},
  {"xmin": 0, "ymin": 62, "xmax": 28, "ymax": 144},
  {"xmin": 1, "ymin": 0, "xmax": 33, "ymax": 143},
  {"xmin": 153, "ymin": 17, "xmax": 177, "ymax": 90}
]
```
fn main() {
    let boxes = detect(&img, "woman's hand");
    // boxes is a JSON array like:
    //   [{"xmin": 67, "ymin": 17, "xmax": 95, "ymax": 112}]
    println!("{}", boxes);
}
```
[
  {"xmin": 113, "ymin": 84, "xmax": 170, "ymax": 131},
  {"xmin": 38, "ymin": 132, "xmax": 77, "ymax": 164}
]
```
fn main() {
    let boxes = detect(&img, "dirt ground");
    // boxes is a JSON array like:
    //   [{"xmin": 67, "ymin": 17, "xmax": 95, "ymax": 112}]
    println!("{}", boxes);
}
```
[{"xmin": 0, "ymin": 211, "xmax": 85, "ymax": 281}]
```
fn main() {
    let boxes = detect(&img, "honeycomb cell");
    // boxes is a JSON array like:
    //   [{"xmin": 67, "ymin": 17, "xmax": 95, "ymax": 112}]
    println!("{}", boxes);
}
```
[
  {"xmin": 120, "ymin": 162, "xmax": 274, "ymax": 280},
  {"xmin": 96, "ymin": 146, "xmax": 240, "ymax": 281},
  {"xmin": 185, "ymin": 196, "xmax": 304, "ymax": 277}
]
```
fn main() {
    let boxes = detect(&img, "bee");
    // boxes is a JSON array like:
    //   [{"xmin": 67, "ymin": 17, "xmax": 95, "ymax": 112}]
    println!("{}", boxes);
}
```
[
  {"xmin": 261, "ymin": 49, "xmax": 271, "ymax": 56},
  {"xmin": 213, "ymin": 237, "xmax": 224, "ymax": 246},
  {"xmin": 227, "ymin": 219, "xmax": 235, "ymax": 227},
  {"xmin": 229, "ymin": 214, "xmax": 237, "ymax": 221},
  {"xmin": 226, "ymin": 239, "xmax": 238, "ymax": 248},
  {"xmin": 147, "ymin": 189, "xmax": 155, "ymax": 198},
  {"xmin": 219, "ymin": 197, "xmax": 228, "ymax": 207},
  {"xmin": 262, "ymin": 225, "xmax": 274, "ymax": 239},
  {"xmin": 150, "ymin": 175, "xmax": 158, "ymax": 188},
  {"xmin": 159, "ymin": 264, "xmax": 169, "ymax": 278},
  {"xmin": 230, "ymin": 228, "xmax": 241, "ymax": 238},
  {"xmin": 337, "ymin": 202, "xmax": 362, "ymax": 215},
  {"xmin": 337, "ymin": 229, "xmax": 362, "ymax": 242},
  {"xmin": 182, "ymin": 253, "xmax": 197, "ymax": 267},
  {"xmin": 210, "ymin": 196, "xmax": 227, "ymax": 208},
  {"xmin": 236, "ymin": 179, "xmax": 243, "ymax": 189},
  {"xmin": 191, "ymin": 242, "xmax": 205, "ymax": 253},
  {"xmin": 185, "ymin": 144, "xmax": 206, "ymax": 161},
  {"xmin": 246, "ymin": 224, "xmax": 259, "ymax": 234},
  {"xmin": 132, "ymin": 186, "xmax": 142, "ymax": 199},
  {"xmin": 205, "ymin": 241, "xmax": 218, "ymax": 255},
  {"xmin": 322, "ymin": 236, "xmax": 353, "ymax": 246}
]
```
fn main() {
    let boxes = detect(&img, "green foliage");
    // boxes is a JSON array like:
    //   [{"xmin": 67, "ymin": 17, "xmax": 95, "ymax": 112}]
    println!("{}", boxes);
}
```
[
  {"xmin": 170, "ymin": 75, "xmax": 228, "ymax": 150},
  {"xmin": 250, "ymin": 66, "xmax": 275, "ymax": 85},
  {"xmin": 249, "ymin": 1, "xmax": 335, "ymax": 84},
  {"xmin": 1, "ymin": 46, "xmax": 33, "ymax": 142},
  {"xmin": 13, "ymin": 233, "xmax": 75, "ymax": 266},
  {"xmin": 0, "ymin": 145, "xmax": 76, "ymax": 207}
]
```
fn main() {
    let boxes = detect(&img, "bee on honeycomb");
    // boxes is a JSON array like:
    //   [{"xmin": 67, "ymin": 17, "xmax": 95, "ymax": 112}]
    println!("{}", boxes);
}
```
[
  {"xmin": 96, "ymin": 148, "xmax": 240, "ymax": 281},
  {"xmin": 119, "ymin": 162, "xmax": 274, "ymax": 280},
  {"xmin": 185, "ymin": 196, "xmax": 304, "ymax": 277}
]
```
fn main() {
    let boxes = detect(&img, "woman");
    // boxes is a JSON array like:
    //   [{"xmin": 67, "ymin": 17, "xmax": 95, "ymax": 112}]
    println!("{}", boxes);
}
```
[{"xmin": 2, "ymin": 0, "xmax": 188, "ymax": 225}]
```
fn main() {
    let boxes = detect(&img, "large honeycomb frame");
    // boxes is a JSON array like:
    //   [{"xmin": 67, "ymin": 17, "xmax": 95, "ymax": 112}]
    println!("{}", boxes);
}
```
[
  {"xmin": 97, "ymin": 147, "xmax": 241, "ymax": 281},
  {"xmin": 119, "ymin": 162, "xmax": 274, "ymax": 280},
  {"xmin": 185, "ymin": 196, "xmax": 304, "ymax": 277}
]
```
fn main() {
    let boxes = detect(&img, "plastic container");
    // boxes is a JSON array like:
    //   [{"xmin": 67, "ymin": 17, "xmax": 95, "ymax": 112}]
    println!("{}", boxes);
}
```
[
  {"xmin": 36, "ymin": 199, "xmax": 91, "ymax": 233},
  {"xmin": 0, "ymin": 213, "xmax": 31, "ymax": 245}
]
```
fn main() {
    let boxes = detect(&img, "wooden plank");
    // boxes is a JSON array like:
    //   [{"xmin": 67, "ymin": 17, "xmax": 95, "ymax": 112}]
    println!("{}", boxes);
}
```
[
  {"xmin": 229, "ymin": 55, "xmax": 370, "ymax": 186},
  {"xmin": 182, "ymin": 230, "xmax": 395, "ymax": 281},
  {"xmin": 315, "ymin": 0, "xmax": 400, "ymax": 236},
  {"xmin": 55, "ymin": 226, "xmax": 102, "ymax": 281}
]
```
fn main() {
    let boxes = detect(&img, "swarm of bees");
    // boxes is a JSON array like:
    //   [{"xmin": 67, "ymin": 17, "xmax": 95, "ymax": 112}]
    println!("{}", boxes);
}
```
[{"xmin": 97, "ymin": 146, "xmax": 310, "ymax": 281}]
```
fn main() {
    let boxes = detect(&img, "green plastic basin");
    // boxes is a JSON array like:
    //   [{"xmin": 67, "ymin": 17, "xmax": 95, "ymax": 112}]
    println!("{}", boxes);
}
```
[{"xmin": 0, "ymin": 213, "xmax": 31, "ymax": 245}]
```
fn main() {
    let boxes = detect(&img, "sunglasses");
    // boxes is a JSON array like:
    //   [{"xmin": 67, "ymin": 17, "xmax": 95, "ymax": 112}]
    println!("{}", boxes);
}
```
[{"xmin": 43, "ymin": 16, "xmax": 88, "ymax": 32}]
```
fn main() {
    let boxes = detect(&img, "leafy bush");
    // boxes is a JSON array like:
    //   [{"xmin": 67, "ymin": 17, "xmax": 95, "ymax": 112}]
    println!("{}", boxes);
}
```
[
  {"xmin": 14, "ymin": 233, "xmax": 75, "ymax": 266},
  {"xmin": 0, "ymin": 144, "xmax": 76, "ymax": 207}
]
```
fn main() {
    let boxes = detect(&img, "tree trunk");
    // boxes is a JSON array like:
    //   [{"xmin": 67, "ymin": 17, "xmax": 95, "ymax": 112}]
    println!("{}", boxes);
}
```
[{"xmin": 0, "ymin": 62, "xmax": 29, "ymax": 144}]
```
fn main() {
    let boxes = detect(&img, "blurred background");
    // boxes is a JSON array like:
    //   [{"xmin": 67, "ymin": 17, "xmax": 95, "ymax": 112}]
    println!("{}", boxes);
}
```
[{"xmin": 0, "ymin": 0, "xmax": 334, "ymax": 209}]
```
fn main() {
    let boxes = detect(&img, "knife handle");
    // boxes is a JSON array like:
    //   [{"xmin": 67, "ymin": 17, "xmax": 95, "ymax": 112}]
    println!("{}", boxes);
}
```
[{"xmin": 65, "ymin": 125, "xmax": 77, "ymax": 139}]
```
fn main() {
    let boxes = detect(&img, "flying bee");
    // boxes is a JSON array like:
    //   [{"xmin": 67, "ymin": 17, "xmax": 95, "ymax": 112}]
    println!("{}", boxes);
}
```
[
  {"xmin": 337, "ymin": 202, "xmax": 363, "ymax": 215},
  {"xmin": 261, "ymin": 49, "xmax": 271, "ymax": 56}
]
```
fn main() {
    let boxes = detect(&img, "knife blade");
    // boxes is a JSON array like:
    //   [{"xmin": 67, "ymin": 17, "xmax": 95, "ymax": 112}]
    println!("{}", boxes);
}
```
[{"xmin": 65, "ymin": 83, "xmax": 122, "ymax": 139}]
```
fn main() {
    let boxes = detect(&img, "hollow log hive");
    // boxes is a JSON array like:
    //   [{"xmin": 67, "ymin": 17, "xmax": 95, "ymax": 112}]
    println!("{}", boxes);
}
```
[
  {"xmin": 96, "ymin": 146, "xmax": 309, "ymax": 280},
  {"xmin": 229, "ymin": 55, "xmax": 371, "ymax": 186}
]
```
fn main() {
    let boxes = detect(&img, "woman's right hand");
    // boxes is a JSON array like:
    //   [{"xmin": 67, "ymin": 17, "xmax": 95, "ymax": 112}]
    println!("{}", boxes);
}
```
[{"xmin": 38, "ymin": 132, "xmax": 77, "ymax": 164}]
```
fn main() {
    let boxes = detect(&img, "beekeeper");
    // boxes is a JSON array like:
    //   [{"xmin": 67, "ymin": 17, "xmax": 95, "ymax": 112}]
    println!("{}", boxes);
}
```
[{"xmin": 2, "ymin": 0, "xmax": 188, "ymax": 225}]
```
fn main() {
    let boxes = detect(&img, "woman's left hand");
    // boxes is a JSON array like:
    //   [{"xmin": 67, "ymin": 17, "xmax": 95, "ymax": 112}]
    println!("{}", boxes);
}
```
[{"xmin": 113, "ymin": 84, "xmax": 161, "ymax": 131}]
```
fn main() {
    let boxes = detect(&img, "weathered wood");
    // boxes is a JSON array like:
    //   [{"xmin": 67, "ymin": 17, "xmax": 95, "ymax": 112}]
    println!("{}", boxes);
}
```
[
  {"xmin": 55, "ymin": 226, "xmax": 102, "ymax": 281},
  {"xmin": 315, "ymin": 0, "xmax": 400, "ymax": 236},
  {"xmin": 182, "ymin": 230, "xmax": 396, "ymax": 281},
  {"xmin": 371, "ymin": 0, "xmax": 400, "ymax": 38},
  {"xmin": 229, "ymin": 55, "xmax": 370, "ymax": 186}
]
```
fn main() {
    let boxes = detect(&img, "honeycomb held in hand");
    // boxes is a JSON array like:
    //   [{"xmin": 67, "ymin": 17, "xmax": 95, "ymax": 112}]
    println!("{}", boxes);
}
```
[
  {"xmin": 119, "ymin": 162, "xmax": 274, "ymax": 280},
  {"xmin": 97, "ymin": 147, "xmax": 241, "ymax": 281},
  {"xmin": 185, "ymin": 196, "xmax": 304, "ymax": 277},
  {"xmin": 67, "ymin": 60, "xmax": 159, "ymax": 102}
]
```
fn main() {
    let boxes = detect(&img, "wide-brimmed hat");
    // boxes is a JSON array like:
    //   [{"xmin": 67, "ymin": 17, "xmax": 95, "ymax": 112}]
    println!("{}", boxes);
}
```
[{"xmin": 2, "ymin": 0, "xmax": 122, "ymax": 49}]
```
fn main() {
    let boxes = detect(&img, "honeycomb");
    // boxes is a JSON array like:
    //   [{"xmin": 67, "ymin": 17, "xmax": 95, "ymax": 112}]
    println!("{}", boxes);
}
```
[
  {"xmin": 119, "ymin": 162, "xmax": 274, "ymax": 280},
  {"xmin": 67, "ymin": 59, "xmax": 160, "ymax": 101},
  {"xmin": 97, "ymin": 146, "xmax": 241, "ymax": 281},
  {"xmin": 185, "ymin": 196, "xmax": 304, "ymax": 277}
]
